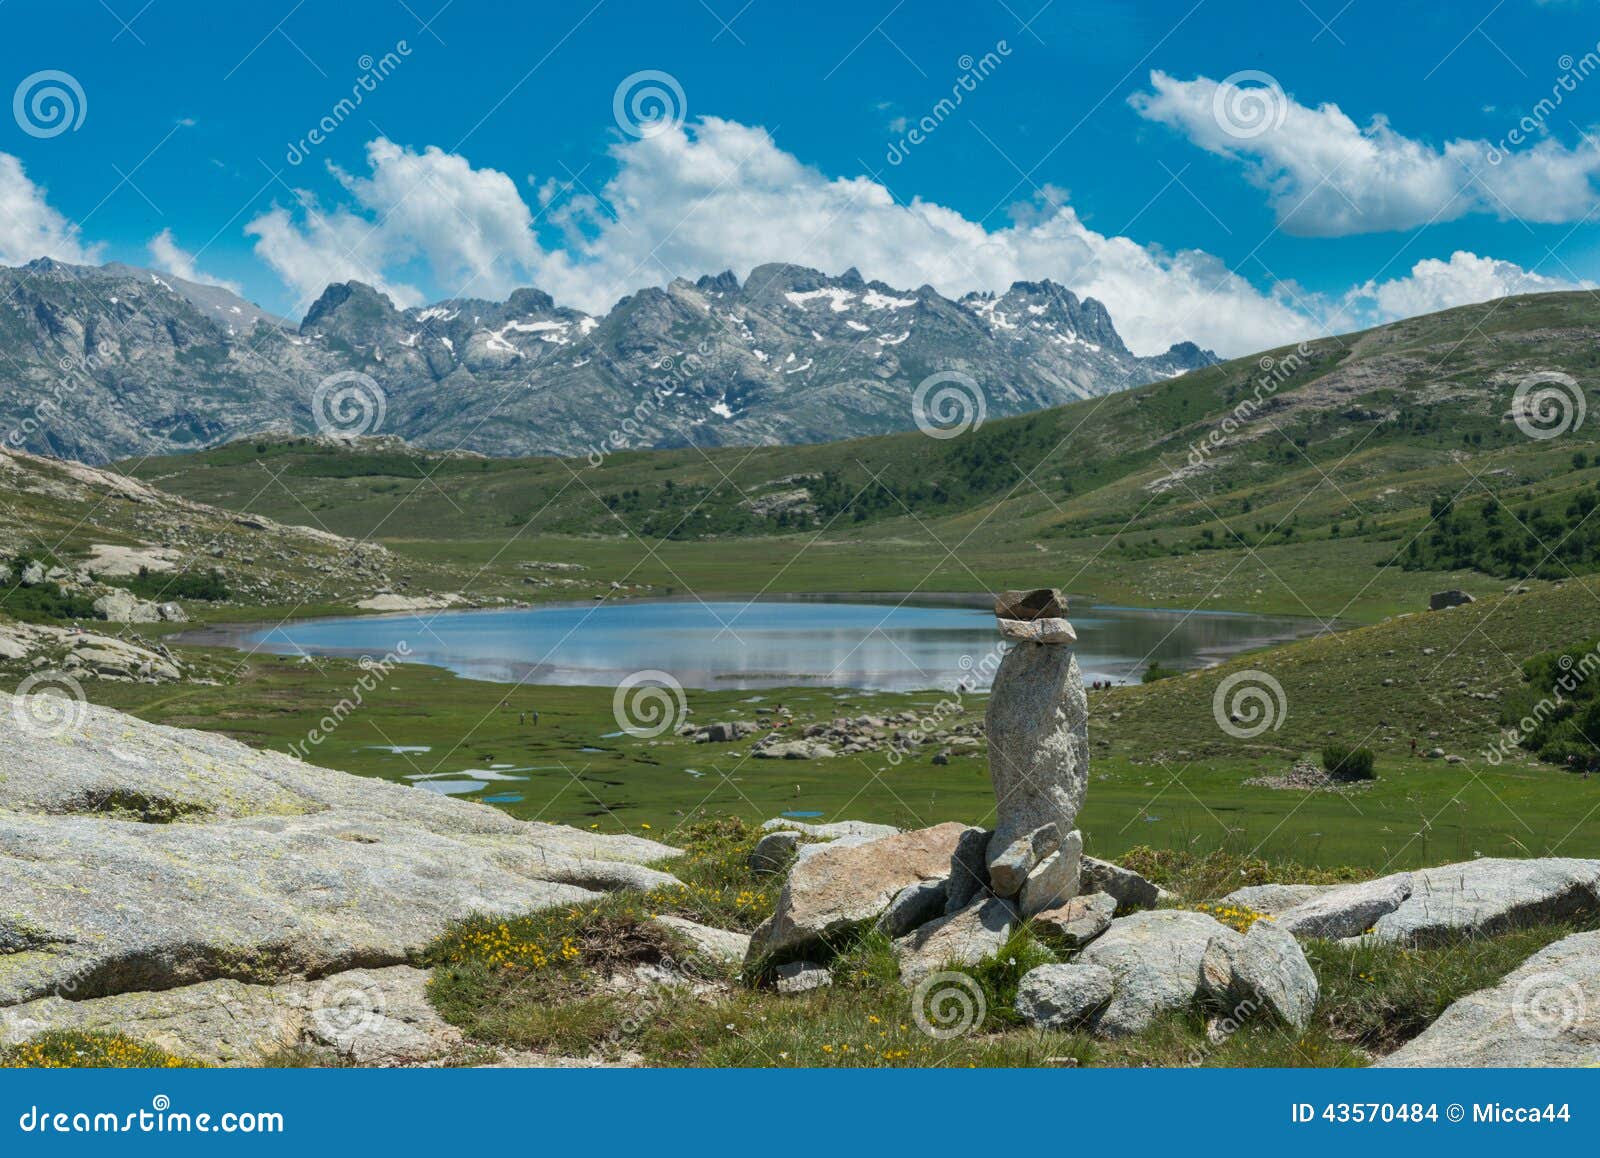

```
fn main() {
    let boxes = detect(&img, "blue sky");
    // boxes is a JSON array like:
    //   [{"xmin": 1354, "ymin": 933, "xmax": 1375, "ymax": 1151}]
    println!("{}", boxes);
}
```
[{"xmin": 3, "ymin": 0, "xmax": 1600, "ymax": 355}]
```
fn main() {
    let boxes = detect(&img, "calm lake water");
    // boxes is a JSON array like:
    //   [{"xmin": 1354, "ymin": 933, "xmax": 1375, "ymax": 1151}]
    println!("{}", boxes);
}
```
[{"xmin": 200, "ymin": 596, "xmax": 1328, "ymax": 693}]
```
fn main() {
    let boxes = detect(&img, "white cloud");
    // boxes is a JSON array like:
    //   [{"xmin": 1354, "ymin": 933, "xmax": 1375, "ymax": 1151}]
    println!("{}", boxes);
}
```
[
  {"xmin": 1342, "ymin": 250, "xmax": 1593, "ymax": 323},
  {"xmin": 0, "ymin": 152, "xmax": 99, "ymax": 266},
  {"xmin": 245, "ymin": 138, "xmax": 537, "ymax": 312},
  {"xmin": 239, "ymin": 121, "xmax": 1593, "ymax": 358},
  {"xmin": 146, "ymin": 228, "xmax": 243, "ymax": 295},
  {"xmin": 1130, "ymin": 70, "xmax": 1600, "ymax": 236}
]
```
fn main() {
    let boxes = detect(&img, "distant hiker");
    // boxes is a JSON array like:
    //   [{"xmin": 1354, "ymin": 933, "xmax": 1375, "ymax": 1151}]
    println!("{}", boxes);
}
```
[
  {"xmin": 533, "ymin": 710, "xmax": 540, "ymax": 726},
  {"xmin": 519, "ymin": 711, "xmax": 526, "ymax": 725}
]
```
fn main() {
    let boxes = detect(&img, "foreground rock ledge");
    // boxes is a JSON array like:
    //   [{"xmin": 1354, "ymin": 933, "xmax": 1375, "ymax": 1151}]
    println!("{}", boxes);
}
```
[{"xmin": 0, "ymin": 692, "xmax": 680, "ymax": 1010}]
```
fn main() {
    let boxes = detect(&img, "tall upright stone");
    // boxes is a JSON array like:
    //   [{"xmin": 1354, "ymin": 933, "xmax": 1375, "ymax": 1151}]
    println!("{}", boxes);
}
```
[{"xmin": 984, "ymin": 587, "xmax": 1089, "ymax": 895}]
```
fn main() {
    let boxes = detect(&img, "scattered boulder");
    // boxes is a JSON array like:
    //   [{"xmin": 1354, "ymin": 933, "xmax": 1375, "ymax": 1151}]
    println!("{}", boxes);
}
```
[
  {"xmin": 748, "ymin": 830, "xmax": 800, "ymax": 875},
  {"xmin": 1078, "ymin": 910, "xmax": 1239, "ymax": 1038},
  {"xmin": 1429, "ymin": 589, "xmax": 1475, "ymax": 611},
  {"xmin": 1019, "ymin": 829, "xmax": 1083, "ymax": 918},
  {"xmin": 753, "ymin": 739, "xmax": 837, "ymax": 760},
  {"xmin": 1014, "ymin": 963, "xmax": 1114, "ymax": 1030},
  {"xmin": 1377, "ymin": 929, "xmax": 1600, "ymax": 1067},
  {"xmin": 1029, "ymin": 891, "xmax": 1116, "ymax": 950},
  {"xmin": 895, "ymin": 895, "xmax": 1018, "ymax": 985},
  {"xmin": 989, "ymin": 822, "xmax": 1060, "ymax": 898},
  {"xmin": 651, "ymin": 916, "xmax": 750, "ymax": 965},
  {"xmin": 774, "ymin": 961, "xmax": 832, "ymax": 995},
  {"xmin": 876, "ymin": 879, "xmax": 949, "ymax": 938},
  {"xmin": 91, "ymin": 589, "xmax": 162, "ymax": 623},
  {"xmin": 1275, "ymin": 873, "xmax": 1413, "ymax": 939},
  {"xmin": 746, "ymin": 822, "xmax": 971, "ymax": 960},
  {"xmin": 693, "ymin": 721, "xmax": 757, "ymax": 743},
  {"xmin": 1200, "ymin": 920, "xmax": 1318, "ymax": 1029},
  {"xmin": 1080, "ymin": 856, "xmax": 1166, "ymax": 910}
]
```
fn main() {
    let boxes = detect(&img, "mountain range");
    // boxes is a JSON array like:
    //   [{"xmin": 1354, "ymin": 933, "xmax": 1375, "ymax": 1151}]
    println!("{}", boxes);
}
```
[{"xmin": 0, "ymin": 258, "xmax": 1215, "ymax": 463}]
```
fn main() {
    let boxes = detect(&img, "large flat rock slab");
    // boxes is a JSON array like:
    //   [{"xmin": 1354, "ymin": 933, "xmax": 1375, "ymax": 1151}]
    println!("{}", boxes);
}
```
[
  {"xmin": 0, "ymin": 966, "xmax": 459, "ymax": 1067},
  {"xmin": 0, "ymin": 693, "xmax": 681, "ymax": 1008},
  {"xmin": 1378, "ymin": 930, "xmax": 1600, "ymax": 1067},
  {"xmin": 1370, "ymin": 859, "xmax": 1600, "ymax": 945}
]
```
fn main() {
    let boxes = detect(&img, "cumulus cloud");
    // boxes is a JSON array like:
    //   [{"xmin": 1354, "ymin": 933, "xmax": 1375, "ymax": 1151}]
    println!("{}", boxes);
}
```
[
  {"xmin": 239, "ymin": 120, "xmax": 1592, "ymax": 357},
  {"xmin": 1130, "ymin": 70, "xmax": 1600, "ymax": 236},
  {"xmin": 146, "ymin": 228, "xmax": 243, "ymax": 295},
  {"xmin": 0, "ymin": 152, "xmax": 100, "ymax": 266},
  {"xmin": 245, "ymin": 138, "xmax": 537, "ymax": 312},
  {"xmin": 1342, "ymin": 250, "xmax": 1593, "ymax": 324}
]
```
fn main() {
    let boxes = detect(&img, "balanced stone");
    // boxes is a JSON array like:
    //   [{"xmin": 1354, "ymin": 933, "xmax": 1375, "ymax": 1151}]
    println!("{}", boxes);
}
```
[{"xmin": 994, "ymin": 588, "xmax": 1067, "ymax": 620}]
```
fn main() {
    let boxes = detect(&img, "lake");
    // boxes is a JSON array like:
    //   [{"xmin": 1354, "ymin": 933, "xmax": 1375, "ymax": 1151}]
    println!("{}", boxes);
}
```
[{"xmin": 193, "ymin": 595, "xmax": 1329, "ymax": 693}]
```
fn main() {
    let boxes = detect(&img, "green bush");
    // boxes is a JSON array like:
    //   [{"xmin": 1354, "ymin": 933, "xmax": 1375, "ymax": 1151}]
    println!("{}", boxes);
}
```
[
  {"xmin": 1141, "ymin": 661, "xmax": 1179, "ymax": 683},
  {"xmin": 1501, "ymin": 639, "xmax": 1600, "ymax": 770},
  {"xmin": 116, "ymin": 565, "xmax": 231, "ymax": 602},
  {"xmin": 1322, "ymin": 743, "xmax": 1376, "ymax": 781}
]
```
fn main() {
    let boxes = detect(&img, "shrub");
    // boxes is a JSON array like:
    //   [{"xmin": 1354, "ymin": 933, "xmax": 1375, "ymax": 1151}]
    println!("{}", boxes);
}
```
[
  {"xmin": 1322, "ymin": 743, "xmax": 1376, "ymax": 781},
  {"xmin": 117, "ymin": 565, "xmax": 231, "ymax": 602},
  {"xmin": 1142, "ymin": 661, "xmax": 1179, "ymax": 683},
  {"xmin": 1501, "ymin": 639, "xmax": 1600, "ymax": 770}
]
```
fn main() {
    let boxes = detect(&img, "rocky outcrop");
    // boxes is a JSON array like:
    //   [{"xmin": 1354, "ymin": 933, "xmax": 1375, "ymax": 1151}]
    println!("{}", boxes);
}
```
[
  {"xmin": 1219, "ymin": 883, "xmax": 1338, "ymax": 916},
  {"xmin": 1378, "ymin": 930, "xmax": 1600, "ymax": 1067},
  {"xmin": 1200, "ymin": 920, "xmax": 1318, "ymax": 1029},
  {"xmin": 894, "ymin": 896, "xmax": 1018, "ymax": 984},
  {"xmin": 1028, "ymin": 891, "xmax": 1116, "ymax": 949},
  {"xmin": 0, "ymin": 693, "xmax": 679, "ymax": 1012},
  {"xmin": 746, "ymin": 822, "xmax": 970, "ymax": 960},
  {"xmin": 650, "ymin": 916, "xmax": 750, "ymax": 965},
  {"xmin": 1275, "ymin": 874, "xmax": 1413, "ymax": 939},
  {"xmin": 1080, "ymin": 856, "xmax": 1166, "ymax": 911}
]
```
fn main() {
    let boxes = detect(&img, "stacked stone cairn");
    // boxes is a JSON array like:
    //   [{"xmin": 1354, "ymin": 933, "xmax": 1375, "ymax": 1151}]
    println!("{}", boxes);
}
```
[{"xmin": 745, "ymin": 587, "xmax": 1324, "ymax": 1040}]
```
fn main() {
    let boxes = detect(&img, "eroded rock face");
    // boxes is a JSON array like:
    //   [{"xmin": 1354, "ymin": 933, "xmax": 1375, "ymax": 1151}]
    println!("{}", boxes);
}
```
[
  {"xmin": 746, "ymin": 822, "xmax": 972, "ymax": 960},
  {"xmin": 1378, "ymin": 930, "xmax": 1600, "ymax": 1067},
  {"xmin": 0, "ymin": 693, "xmax": 680, "ymax": 1009},
  {"xmin": 1371, "ymin": 859, "xmax": 1600, "ymax": 945},
  {"xmin": 1019, "ymin": 830, "xmax": 1083, "ymax": 918},
  {"xmin": 1219, "ymin": 883, "xmax": 1339, "ymax": 916},
  {"xmin": 1080, "ymin": 856, "xmax": 1165, "ymax": 911},
  {"xmin": 1029, "ymin": 891, "xmax": 1116, "ymax": 949},
  {"xmin": 1200, "ymin": 920, "xmax": 1318, "ymax": 1030},
  {"xmin": 984, "ymin": 642, "xmax": 1088, "ymax": 889}
]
